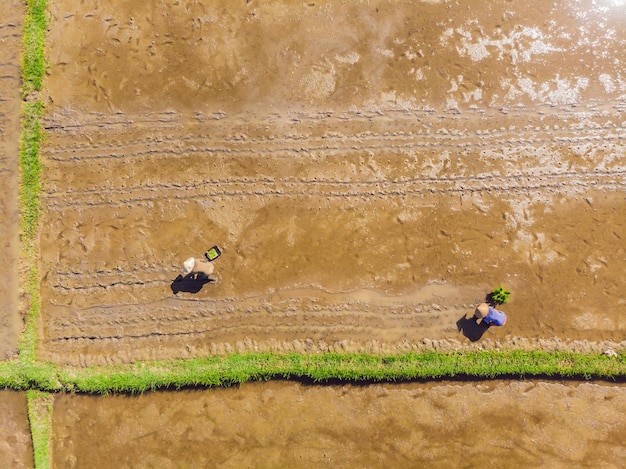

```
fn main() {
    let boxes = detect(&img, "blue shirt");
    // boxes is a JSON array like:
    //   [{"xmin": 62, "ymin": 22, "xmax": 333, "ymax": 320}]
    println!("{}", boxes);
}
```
[{"xmin": 484, "ymin": 307, "xmax": 507, "ymax": 326}]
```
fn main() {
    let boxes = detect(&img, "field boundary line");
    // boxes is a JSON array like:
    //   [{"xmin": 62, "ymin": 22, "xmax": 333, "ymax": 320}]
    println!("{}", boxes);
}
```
[
  {"xmin": 19, "ymin": 1, "xmax": 49, "ymax": 467},
  {"xmin": 0, "ymin": 351, "xmax": 624, "ymax": 394},
  {"xmin": 26, "ymin": 390, "xmax": 53, "ymax": 469}
]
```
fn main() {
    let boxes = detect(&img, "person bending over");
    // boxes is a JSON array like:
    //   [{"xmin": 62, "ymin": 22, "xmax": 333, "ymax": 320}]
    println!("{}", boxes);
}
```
[
  {"xmin": 182, "ymin": 257, "xmax": 214, "ymax": 280},
  {"xmin": 474, "ymin": 302, "xmax": 507, "ymax": 326}
]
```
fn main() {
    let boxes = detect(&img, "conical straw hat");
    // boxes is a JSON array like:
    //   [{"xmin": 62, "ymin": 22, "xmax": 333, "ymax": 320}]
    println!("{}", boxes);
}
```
[
  {"xmin": 476, "ymin": 302, "xmax": 490, "ymax": 318},
  {"xmin": 183, "ymin": 257, "xmax": 195, "ymax": 274}
]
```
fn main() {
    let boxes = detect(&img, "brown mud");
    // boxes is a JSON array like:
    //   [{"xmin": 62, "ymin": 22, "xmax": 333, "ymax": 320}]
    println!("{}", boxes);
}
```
[
  {"xmin": 52, "ymin": 380, "xmax": 626, "ymax": 468},
  {"xmin": 0, "ymin": 391, "xmax": 34, "ymax": 468},
  {"xmin": 40, "ymin": 0, "xmax": 626, "ymax": 365},
  {"xmin": 0, "ymin": 0, "xmax": 24, "ymax": 359}
]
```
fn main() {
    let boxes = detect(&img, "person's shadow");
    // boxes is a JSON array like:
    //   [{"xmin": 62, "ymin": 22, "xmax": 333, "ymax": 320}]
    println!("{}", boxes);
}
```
[
  {"xmin": 456, "ymin": 311, "xmax": 491, "ymax": 342},
  {"xmin": 170, "ymin": 274, "xmax": 215, "ymax": 294}
]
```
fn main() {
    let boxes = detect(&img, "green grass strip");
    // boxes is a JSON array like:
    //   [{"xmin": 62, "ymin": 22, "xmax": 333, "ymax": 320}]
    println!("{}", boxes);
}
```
[
  {"xmin": 27, "ymin": 390, "xmax": 53, "ymax": 469},
  {"xmin": 22, "ymin": 0, "xmax": 47, "ymax": 97},
  {"xmin": 1, "ymin": 351, "xmax": 625, "ymax": 394},
  {"xmin": 19, "ymin": 101, "xmax": 43, "ymax": 241},
  {"xmin": 17, "ymin": 100, "xmax": 43, "ymax": 365},
  {"xmin": 19, "ymin": 0, "xmax": 46, "ymax": 364},
  {"xmin": 20, "ymin": 0, "xmax": 48, "ymax": 465}
]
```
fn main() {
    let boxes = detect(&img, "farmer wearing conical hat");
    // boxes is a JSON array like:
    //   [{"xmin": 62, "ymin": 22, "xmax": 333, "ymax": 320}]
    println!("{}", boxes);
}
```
[
  {"xmin": 182, "ymin": 257, "xmax": 214, "ymax": 279},
  {"xmin": 474, "ymin": 302, "xmax": 507, "ymax": 326}
]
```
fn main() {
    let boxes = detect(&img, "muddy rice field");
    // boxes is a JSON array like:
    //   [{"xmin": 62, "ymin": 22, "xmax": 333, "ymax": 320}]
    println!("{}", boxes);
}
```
[
  {"xmin": 51, "ymin": 381, "xmax": 626, "ymax": 468},
  {"xmin": 39, "ymin": 0, "xmax": 626, "ymax": 365},
  {"xmin": 2, "ymin": 0, "xmax": 626, "ymax": 466}
]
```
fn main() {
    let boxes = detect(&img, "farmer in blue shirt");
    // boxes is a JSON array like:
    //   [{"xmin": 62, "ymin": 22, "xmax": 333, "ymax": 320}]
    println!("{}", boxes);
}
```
[{"xmin": 474, "ymin": 302, "xmax": 507, "ymax": 326}]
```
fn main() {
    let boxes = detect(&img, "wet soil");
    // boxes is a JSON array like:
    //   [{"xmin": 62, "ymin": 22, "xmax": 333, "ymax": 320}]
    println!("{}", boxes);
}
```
[
  {"xmin": 0, "ymin": 391, "xmax": 34, "ymax": 469},
  {"xmin": 0, "ymin": 0, "xmax": 24, "ymax": 359},
  {"xmin": 0, "ymin": 2, "xmax": 622, "ymax": 467},
  {"xmin": 52, "ymin": 380, "xmax": 626, "ymax": 468},
  {"xmin": 39, "ymin": 0, "xmax": 626, "ymax": 365}
]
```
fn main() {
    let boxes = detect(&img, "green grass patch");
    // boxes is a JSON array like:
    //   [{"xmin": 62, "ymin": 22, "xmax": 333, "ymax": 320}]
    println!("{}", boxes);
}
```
[{"xmin": 27, "ymin": 390, "xmax": 53, "ymax": 469}]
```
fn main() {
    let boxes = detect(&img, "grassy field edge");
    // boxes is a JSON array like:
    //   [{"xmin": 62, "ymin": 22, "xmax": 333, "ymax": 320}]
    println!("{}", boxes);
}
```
[
  {"xmin": 19, "ymin": 0, "xmax": 46, "ymax": 364},
  {"xmin": 1, "ymin": 351, "xmax": 625, "ymax": 394},
  {"xmin": 20, "ymin": 0, "xmax": 48, "ymax": 467},
  {"xmin": 26, "ymin": 391, "xmax": 53, "ymax": 469}
]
